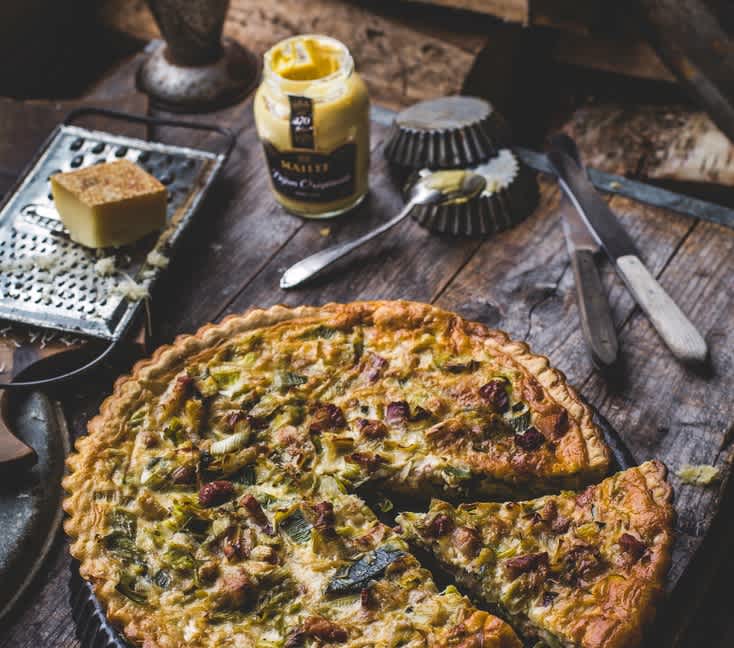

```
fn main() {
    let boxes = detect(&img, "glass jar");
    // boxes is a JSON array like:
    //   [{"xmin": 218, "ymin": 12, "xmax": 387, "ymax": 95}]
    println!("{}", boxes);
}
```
[{"xmin": 254, "ymin": 35, "xmax": 370, "ymax": 218}]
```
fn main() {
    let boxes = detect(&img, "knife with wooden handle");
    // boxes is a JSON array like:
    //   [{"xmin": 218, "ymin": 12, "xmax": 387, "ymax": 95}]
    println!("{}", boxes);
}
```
[
  {"xmin": 548, "ymin": 133, "xmax": 708, "ymax": 365},
  {"xmin": 559, "ymin": 195, "xmax": 619, "ymax": 370}
]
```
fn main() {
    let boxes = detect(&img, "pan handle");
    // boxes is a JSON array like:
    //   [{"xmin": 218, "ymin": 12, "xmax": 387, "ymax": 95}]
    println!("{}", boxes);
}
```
[
  {"xmin": 0, "ymin": 391, "xmax": 37, "ymax": 471},
  {"xmin": 0, "ymin": 337, "xmax": 120, "ymax": 391},
  {"xmin": 62, "ymin": 106, "xmax": 237, "ymax": 160}
]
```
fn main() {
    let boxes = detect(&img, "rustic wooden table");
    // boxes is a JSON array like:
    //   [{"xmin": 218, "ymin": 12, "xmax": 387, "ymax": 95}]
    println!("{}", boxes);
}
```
[{"xmin": 1, "ymin": 51, "xmax": 733, "ymax": 648}]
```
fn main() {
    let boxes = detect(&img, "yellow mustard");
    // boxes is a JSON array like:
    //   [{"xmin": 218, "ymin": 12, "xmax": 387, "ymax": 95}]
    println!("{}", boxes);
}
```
[{"xmin": 254, "ymin": 35, "xmax": 370, "ymax": 218}]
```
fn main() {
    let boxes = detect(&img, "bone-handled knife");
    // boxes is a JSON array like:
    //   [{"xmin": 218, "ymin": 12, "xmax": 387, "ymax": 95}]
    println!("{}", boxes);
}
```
[
  {"xmin": 559, "ymin": 193, "xmax": 619, "ymax": 370},
  {"xmin": 547, "ymin": 133, "xmax": 708, "ymax": 365}
]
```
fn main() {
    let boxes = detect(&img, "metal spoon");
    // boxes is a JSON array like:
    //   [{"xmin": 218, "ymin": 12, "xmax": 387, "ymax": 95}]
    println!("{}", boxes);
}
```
[{"xmin": 280, "ymin": 170, "xmax": 487, "ymax": 289}]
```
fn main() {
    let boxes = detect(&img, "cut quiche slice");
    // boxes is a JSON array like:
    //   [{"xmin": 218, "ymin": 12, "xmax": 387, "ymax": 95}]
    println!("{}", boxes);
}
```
[
  {"xmin": 67, "ymin": 453, "xmax": 521, "ymax": 647},
  {"xmin": 398, "ymin": 461, "xmax": 674, "ymax": 648}
]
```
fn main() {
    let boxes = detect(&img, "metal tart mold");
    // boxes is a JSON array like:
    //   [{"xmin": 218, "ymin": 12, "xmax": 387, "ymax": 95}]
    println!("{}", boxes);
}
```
[
  {"xmin": 384, "ymin": 96, "xmax": 511, "ymax": 170},
  {"xmin": 407, "ymin": 149, "xmax": 539, "ymax": 237}
]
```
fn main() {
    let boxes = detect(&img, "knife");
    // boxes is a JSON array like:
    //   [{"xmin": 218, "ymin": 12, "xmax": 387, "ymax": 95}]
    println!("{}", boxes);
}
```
[
  {"xmin": 547, "ymin": 133, "xmax": 708, "ymax": 365},
  {"xmin": 559, "ymin": 193, "xmax": 619, "ymax": 370}
]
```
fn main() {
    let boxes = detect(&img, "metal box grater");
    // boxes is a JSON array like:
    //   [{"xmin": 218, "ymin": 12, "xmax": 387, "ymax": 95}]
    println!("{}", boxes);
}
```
[{"xmin": 0, "ymin": 108, "xmax": 234, "ymax": 343}]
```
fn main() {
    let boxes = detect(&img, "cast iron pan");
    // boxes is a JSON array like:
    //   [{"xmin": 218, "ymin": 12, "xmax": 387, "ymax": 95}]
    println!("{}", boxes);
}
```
[
  {"xmin": 0, "ymin": 390, "xmax": 69, "ymax": 622},
  {"xmin": 68, "ymin": 409, "xmax": 636, "ymax": 648}
]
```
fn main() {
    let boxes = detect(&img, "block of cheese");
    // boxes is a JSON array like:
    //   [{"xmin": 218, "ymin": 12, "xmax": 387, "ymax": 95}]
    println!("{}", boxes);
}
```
[{"xmin": 51, "ymin": 159, "xmax": 167, "ymax": 248}]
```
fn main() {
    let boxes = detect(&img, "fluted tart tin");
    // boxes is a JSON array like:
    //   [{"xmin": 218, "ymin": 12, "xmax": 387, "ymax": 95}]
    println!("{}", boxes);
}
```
[
  {"xmin": 384, "ymin": 96, "xmax": 511, "ymax": 170},
  {"xmin": 407, "ymin": 149, "xmax": 539, "ymax": 237}
]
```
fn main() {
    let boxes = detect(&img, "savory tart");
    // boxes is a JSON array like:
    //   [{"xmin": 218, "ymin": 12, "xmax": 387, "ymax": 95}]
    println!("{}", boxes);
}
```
[
  {"xmin": 63, "ymin": 300, "xmax": 612, "ymax": 647},
  {"xmin": 398, "ymin": 461, "xmax": 674, "ymax": 648}
]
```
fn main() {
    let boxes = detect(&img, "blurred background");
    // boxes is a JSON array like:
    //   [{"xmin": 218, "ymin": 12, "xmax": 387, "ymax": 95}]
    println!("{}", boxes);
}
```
[{"xmin": 1, "ymin": 0, "xmax": 733, "ymax": 207}]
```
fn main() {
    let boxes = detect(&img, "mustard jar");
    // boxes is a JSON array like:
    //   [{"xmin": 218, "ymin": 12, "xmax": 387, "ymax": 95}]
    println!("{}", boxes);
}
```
[{"xmin": 254, "ymin": 35, "xmax": 370, "ymax": 218}]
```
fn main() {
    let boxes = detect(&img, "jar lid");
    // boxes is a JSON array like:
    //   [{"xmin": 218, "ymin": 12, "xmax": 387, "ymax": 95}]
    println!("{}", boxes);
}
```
[
  {"xmin": 384, "ymin": 96, "xmax": 511, "ymax": 169},
  {"xmin": 406, "ymin": 150, "xmax": 539, "ymax": 237}
]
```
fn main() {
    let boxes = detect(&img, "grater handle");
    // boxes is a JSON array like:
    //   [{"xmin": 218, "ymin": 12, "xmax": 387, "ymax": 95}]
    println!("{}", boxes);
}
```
[{"xmin": 63, "ymin": 107, "xmax": 237, "ymax": 160}]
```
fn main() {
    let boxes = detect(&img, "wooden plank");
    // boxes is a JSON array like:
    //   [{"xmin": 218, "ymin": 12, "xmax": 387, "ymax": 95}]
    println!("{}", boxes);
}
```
[
  {"xmin": 98, "ymin": 0, "xmax": 488, "ymax": 111},
  {"xmin": 399, "ymin": 0, "xmax": 605, "ymax": 33},
  {"xmin": 0, "ymin": 50, "xmax": 148, "ymax": 179},
  {"xmin": 564, "ymin": 103, "xmax": 734, "ymax": 206},
  {"xmin": 435, "ymin": 180, "xmax": 692, "ymax": 383},
  {"xmin": 553, "ymin": 34, "xmax": 675, "ymax": 82},
  {"xmin": 400, "ymin": 0, "xmax": 528, "ymax": 24}
]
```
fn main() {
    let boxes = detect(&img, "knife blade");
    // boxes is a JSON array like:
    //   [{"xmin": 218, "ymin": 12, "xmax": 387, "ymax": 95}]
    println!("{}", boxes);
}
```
[
  {"xmin": 547, "ymin": 133, "xmax": 708, "ymax": 365},
  {"xmin": 559, "ymin": 195, "xmax": 619, "ymax": 370}
]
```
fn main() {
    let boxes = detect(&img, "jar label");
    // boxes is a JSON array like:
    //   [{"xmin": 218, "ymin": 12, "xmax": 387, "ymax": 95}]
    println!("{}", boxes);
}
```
[
  {"xmin": 263, "ymin": 141, "xmax": 357, "ymax": 203},
  {"xmin": 289, "ymin": 95, "xmax": 315, "ymax": 149}
]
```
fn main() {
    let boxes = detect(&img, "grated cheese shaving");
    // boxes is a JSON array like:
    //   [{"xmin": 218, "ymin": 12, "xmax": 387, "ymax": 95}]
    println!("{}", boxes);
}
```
[
  {"xmin": 678, "ymin": 463, "xmax": 720, "ymax": 486},
  {"xmin": 94, "ymin": 256, "xmax": 117, "ymax": 276},
  {"xmin": 146, "ymin": 250, "xmax": 169, "ymax": 269},
  {"xmin": 110, "ymin": 278, "xmax": 149, "ymax": 301}
]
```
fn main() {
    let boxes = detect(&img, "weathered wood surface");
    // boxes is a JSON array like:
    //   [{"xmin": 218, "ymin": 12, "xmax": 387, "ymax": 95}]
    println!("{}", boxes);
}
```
[
  {"xmin": 2, "ymin": 52, "xmax": 734, "ymax": 648},
  {"xmin": 564, "ymin": 104, "xmax": 734, "ymax": 185},
  {"xmin": 98, "ymin": 0, "xmax": 492, "ymax": 111},
  {"xmin": 400, "ymin": 0, "xmax": 604, "ymax": 34}
]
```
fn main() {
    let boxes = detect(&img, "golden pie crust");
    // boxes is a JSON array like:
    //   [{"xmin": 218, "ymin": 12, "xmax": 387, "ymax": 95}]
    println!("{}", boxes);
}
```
[{"xmin": 399, "ymin": 461, "xmax": 674, "ymax": 648}]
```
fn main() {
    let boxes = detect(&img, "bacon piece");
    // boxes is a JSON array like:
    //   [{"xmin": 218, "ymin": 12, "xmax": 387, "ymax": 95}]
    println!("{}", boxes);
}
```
[
  {"xmin": 422, "ymin": 513, "xmax": 454, "ymax": 538},
  {"xmin": 309, "ymin": 403, "xmax": 346, "ymax": 433},
  {"xmin": 362, "ymin": 353, "xmax": 388, "ymax": 382},
  {"xmin": 199, "ymin": 480, "xmax": 235, "ymax": 507},
  {"xmin": 576, "ymin": 485, "xmax": 596, "ymax": 508},
  {"xmin": 345, "ymin": 452, "xmax": 386, "ymax": 473},
  {"xmin": 240, "ymin": 494, "xmax": 274, "ymax": 535},
  {"xmin": 504, "ymin": 552, "xmax": 549, "ymax": 580},
  {"xmin": 311, "ymin": 501, "xmax": 336, "ymax": 534},
  {"xmin": 425, "ymin": 419, "xmax": 467, "ymax": 448},
  {"xmin": 478, "ymin": 380, "xmax": 509, "ymax": 412},
  {"xmin": 561, "ymin": 545, "xmax": 604, "ymax": 584},
  {"xmin": 222, "ymin": 526, "xmax": 254, "ymax": 561},
  {"xmin": 216, "ymin": 569, "xmax": 256, "ymax": 610},
  {"xmin": 514, "ymin": 427, "xmax": 545, "ymax": 451},
  {"xmin": 535, "ymin": 408, "xmax": 569, "ymax": 440},
  {"xmin": 286, "ymin": 616, "xmax": 348, "ymax": 647},
  {"xmin": 385, "ymin": 401, "xmax": 410, "ymax": 424},
  {"xmin": 226, "ymin": 410, "xmax": 247, "ymax": 428},
  {"xmin": 356, "ymin": 418, "xmax": 388, "ymax": 440},
  {"xmin": 618, "ymin": 533, "xmax": 646, "ymax": 563},
  {"xmin": 360, "ymin": 586, "xmax": 376, "ymax": 610},
  {"xmin": 522, "ymin": 377, "xmax": 544, "ymax": 403},
  {"xmin": 353, "ymin": 523, "xmax": 387, "ymax": 551},
  {"xmin": 171, "ymin": 465, "xmax": 195, "ymax": 485},
  {"xmin": 535, "ymin": 500, "xmax": 571, "ymax": 534},
  {"xmin": 452, "ymin": 525, "xmax": 481, "ymax": 558}
]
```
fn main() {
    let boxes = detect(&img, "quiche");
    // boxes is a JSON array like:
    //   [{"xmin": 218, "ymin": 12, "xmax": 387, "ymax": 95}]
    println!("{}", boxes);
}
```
[
  {"xmin": 63, "ymin": 301, "xmax": 614, "ymax": 647},
  {"xmin": 398, "ymin": 461, "xmax": 674, "ymax": 648}
]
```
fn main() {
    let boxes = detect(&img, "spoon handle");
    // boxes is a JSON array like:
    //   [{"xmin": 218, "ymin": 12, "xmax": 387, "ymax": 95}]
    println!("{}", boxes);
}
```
[{"xmin": 280, "ymin": 201, "xmax": 415, "ymax": 289}]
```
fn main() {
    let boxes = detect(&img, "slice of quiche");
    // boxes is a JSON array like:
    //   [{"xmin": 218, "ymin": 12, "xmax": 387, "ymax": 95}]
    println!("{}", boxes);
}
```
[
  {"xmin": 68, "ymin": 451, "xmax": 521, "ymax": 647},
  {"xmin": 398, "ymin": 461, "xmax": 674, "ymax": 648}
]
